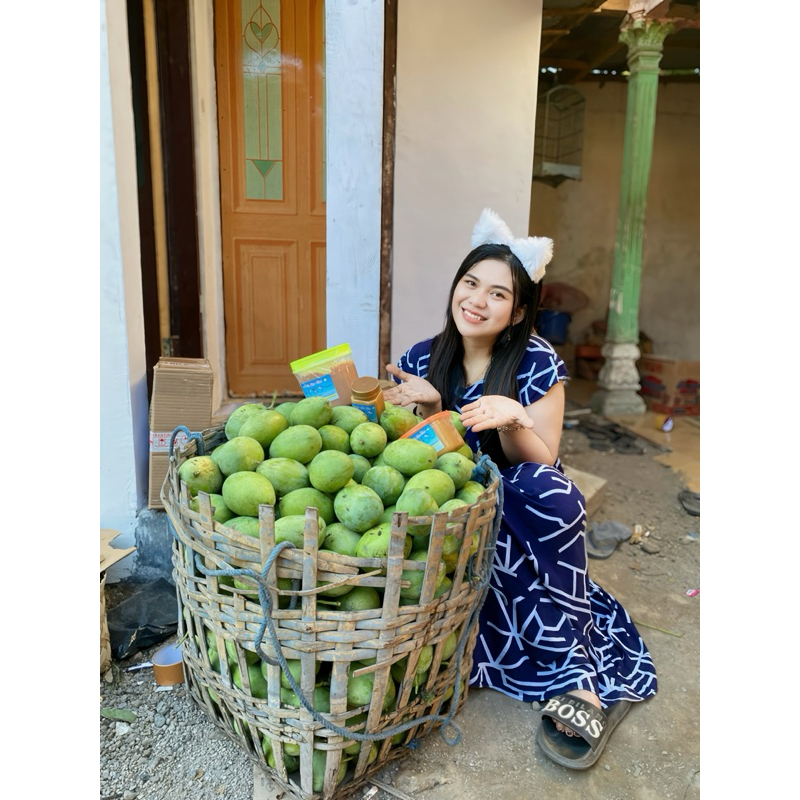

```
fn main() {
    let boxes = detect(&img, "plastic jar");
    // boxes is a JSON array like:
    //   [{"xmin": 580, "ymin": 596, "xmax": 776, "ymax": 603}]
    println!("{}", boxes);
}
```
[
  {"xmin": 350, "ymin": 376, "xmax": 385, "ymax": 422},
  {"xmin": 290, "ymin": 344, "xmax": 359, "ymax": 407},
  {"xmin": 400, "ymin": 410, "xmax": 465, "ymax": 455}
]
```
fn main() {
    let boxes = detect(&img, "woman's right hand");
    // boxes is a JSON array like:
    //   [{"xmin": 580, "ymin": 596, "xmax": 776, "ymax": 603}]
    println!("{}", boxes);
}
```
[{"xmin": 383, "ymin": 364, "xmax": 442, "ymax": 416}]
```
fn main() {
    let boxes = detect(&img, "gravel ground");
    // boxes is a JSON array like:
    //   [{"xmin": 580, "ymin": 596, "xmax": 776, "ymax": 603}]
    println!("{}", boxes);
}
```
[
  {"xmin": 100, "ymin": 415, "xmax": 700, "ymax": 800},
  {"xmin": 100, "ymin": 658, "xmax": 255, "ymax": 800}
]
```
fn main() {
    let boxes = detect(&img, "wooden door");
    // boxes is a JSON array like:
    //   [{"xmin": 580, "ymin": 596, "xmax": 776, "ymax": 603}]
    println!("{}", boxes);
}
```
[{"xmin": 216, "ymin": 0, "xmax": 326, "ymax": 396}]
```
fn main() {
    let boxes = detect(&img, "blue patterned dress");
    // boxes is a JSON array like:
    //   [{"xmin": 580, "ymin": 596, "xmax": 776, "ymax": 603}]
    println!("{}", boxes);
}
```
[{"xmin": 396, "ymin": 335, "xmax": 658, "ymax": 707}]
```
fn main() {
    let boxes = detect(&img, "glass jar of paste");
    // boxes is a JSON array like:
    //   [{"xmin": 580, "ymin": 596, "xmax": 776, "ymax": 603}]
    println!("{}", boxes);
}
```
[{"xmin": 350, "ymin": 376, "xmax": 385, "ymax": 422}]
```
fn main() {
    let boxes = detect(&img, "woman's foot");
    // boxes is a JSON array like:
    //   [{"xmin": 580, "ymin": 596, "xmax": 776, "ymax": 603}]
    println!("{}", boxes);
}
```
[{"xmin": 553, "ymin": 690, "xmax": 601, "ymax": 737}]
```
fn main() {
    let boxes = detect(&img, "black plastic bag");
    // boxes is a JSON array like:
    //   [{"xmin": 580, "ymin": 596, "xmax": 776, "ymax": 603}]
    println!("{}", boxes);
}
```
[{"xmin": 106, "ymin": 577, "xmax": 179, "ymax": 661}]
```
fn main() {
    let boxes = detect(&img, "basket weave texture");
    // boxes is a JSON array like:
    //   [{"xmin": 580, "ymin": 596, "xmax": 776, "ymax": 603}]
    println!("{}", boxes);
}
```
[{"xmin": 163, "ymin": 425, "xmax": 500, "ymax": 800}]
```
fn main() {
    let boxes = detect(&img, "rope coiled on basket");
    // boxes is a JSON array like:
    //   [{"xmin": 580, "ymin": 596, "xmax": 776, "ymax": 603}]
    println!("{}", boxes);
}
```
[{"xmin": 190, "ymin": 452, "xmax": 504, "ymax": 749}]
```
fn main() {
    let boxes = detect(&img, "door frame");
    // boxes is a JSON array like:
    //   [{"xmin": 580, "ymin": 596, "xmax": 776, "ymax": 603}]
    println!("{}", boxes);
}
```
[{"xmin": 187, "ymin": 0, "xmax": 393, "ymax": 414}]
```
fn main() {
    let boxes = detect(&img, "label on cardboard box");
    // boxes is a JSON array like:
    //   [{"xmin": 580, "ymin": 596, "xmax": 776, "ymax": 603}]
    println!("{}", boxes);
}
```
[{"xmin": 150, "ymin": 430, "xmax": 191, "ymax": 453}]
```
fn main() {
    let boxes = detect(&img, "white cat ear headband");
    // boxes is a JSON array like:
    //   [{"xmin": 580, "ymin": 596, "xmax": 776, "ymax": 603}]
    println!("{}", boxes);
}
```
[{"xmin": 470, "ymin": 207, "xmax": 553, "ymax": 283}]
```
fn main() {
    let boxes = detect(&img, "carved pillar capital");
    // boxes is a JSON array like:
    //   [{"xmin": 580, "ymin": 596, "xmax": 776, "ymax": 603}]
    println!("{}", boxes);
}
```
[{"xmin": 620, "ymin": 17, "xmax": 675, "ymax": 58}]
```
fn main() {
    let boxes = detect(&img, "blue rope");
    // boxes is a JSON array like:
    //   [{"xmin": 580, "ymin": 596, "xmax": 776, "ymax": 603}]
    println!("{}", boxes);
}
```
[{"xmin": 184, "ymin": 456, "xmax": 505, "ymax": 749}]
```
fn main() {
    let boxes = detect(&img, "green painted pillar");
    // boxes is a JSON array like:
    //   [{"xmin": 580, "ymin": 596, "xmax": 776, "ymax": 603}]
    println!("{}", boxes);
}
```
[{"xmin": 591, "ymin": 17, "xmax": 674, "ymax": 416}]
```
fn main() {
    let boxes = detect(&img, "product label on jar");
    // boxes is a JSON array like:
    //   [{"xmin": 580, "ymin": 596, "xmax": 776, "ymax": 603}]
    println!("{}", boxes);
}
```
[
  {"xmin": 300, "ymin": 374, "xmax": 340, "ymax": 402},
  {"xmin": 351, "ymin": 402, "xmax": 378, "ymax": 422},
  {"xmin": 408, "ymin": 425, "xmax": 444, "ymax": 452}
]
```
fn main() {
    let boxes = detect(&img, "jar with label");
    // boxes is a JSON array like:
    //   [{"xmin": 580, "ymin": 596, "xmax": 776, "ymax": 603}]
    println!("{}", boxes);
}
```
[
  {"xmin": 400, "ymin": 410, "xmax": 465, "ymax": 455},
  {"xmin": 350, "ymin": 376, "xmax": 385, "ymax": 423}
]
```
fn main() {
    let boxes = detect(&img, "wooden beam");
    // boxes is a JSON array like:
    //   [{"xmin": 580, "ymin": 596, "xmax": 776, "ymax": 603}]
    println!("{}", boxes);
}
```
[
  {"xmin": 379, "ymin": 0, "xmax": 398, "ymax": 377},
  {"xmin": 538, "ymin": 56, "xmax": 591, "ymax": 71}
]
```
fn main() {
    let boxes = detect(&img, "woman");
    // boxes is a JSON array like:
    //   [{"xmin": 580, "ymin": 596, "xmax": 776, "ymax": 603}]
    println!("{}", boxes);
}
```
[{"xmin": 383, "ymin": 208, "xmax": 657, "ymax": 770}]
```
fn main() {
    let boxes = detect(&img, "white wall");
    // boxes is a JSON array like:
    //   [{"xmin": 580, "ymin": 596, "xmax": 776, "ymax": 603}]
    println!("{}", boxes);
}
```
[
  {"xmin": 325, "ymin": 0, "xmax": 385, "ymax": 377},
  {"xmin": 100, "ymin": 0, "xmax": 150, "ymax": 572},
  {"xmin": 390, "ymin": 0, "xmax": 543, "ymax": 364}
]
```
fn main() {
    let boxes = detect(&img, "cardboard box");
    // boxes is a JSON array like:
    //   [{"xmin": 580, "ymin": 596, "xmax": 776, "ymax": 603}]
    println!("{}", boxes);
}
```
[
  {"xmin": 638, "ymin": 355, "xmax": 700, "ymax": 416},
  {"xmin": 101, "ymin": 529, "xmax": 136, "ymax": 673},
  {"xmin": 148, "ymin": 358, "xmax": 214, "ymax": 509}
]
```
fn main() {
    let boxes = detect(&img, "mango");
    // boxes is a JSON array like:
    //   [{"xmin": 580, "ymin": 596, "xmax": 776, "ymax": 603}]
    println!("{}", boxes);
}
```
[
  {"xmin": 455, "ymin": 442, "xmax": 474, "ymax": 460},
  {"xmin": 379, "ymin": 405, "xmax": 419, "ymax": 441},
  {"xmin": 308, "ymin": 449, "xmax": 354, "ymax": 494},
  {"xmin": 347, "ymin": 669, "xmax": 396, "ymax": 711},
  {"xmin": 434, "ymin": 452, "xmax": 475, "ymax": 491},
  {"xmin": 274, "ymin": 514, "xmax": 328, "ymax": 548},
  {"xmin": 449, "ymin": 410, "xmax": 467, "ymax": 438},
  {"xmin": 350, "ymin": 422, "xmax": 388, "ymax": 459},
  {"xmin": 333, "ymin": 483, "xmax": 384, "ymax": 533},
  {"xmin": 221, "ymin": 471, "xmax": 276, "ymax": 517},
  {"xmin": 268, "ymin": 424, "xmax": 323, "ymax": 464},
  {"xmin": 355, "ymin": 522, "xmax": 412, "ymax": 573},
  {"xmin": 399, "ymin": 550, "xmax": 445, "ymax": 601},
  {"xmin": 391, "ymin": 644, "xmax": 434, "ymax": 683},
  {"xmin": 224, "ymin": 516, "xmax": 261, "ymax": 538},
  {"xmin": 383, "ymin": 438, "xmax": 437, "ymax": 476},
  {"xmin": 312, "ymin": 747, "xmax": 347, "ymax": 793},
  {"xmin": 330, "ymin": 405, "xmax": 369, "ymax": 434},
  {"xmin": 361, "ymin": 465, "xmax": 405, "ymax": 507},
  {"xmin": 189, "ymin": 492, "xmax": 234, "ymax": 523},
  {"xmin": 210, "ymin": 436, "xmax": 265, "ymax": 476},
  {"xmin": 318, "ymin": 424, "xmax": 351, "ymax": 453},
  {"xmin": 290, "ymin": 396, "xmax": 332, "ymax": 428},
  {"xmin": 278, "ymin": 487, "xmax": 336, "ymax": 525},
  {"xmin": 273, "ymin": 401, "xmax": 298, "ymax": 422},
  {"xmin": 395, "ymin": 487, "xmax": 439, "ymax": 537},
  {"xmin": 348, "ymin": 453, "xmax": 372, "ymax": 483},
  {"xmin": 231, "ymin": 661, "xmax": 269, "ymax": 699},
  {"xmin": 455, "ymin": 480, "xmax": 486, "ymax": 504},
  {"xmin": 321, "ymin": 523, "xmax": 362, "ymax": 557},
  {"xmin": 438, "ymin": 498, "xmax": 469, "ymax": 514},
  {"xmin": 225, "ymin": 402, "xmax": 268, "ymax": 439},
  {"xmin": 403, "ymin": 469, "xmax": 456, "ymax": 507},
  {"xmin": 337, "ymin": 586, "xmax": 382, "ymax": 612},
  {"xmin": 255, "ymin": 457, "xmax": 310, "ymax": 497},
  {"xmin": 178, "ymin": 456, "xmax": 223, "ymax": 496},
  {"xmin": 435, "ymin": 575, "xmax": 453, "ymax": 599},
  {"xmin": 237, "ymin": 409, "xmax": 289, "ymax": 450}
]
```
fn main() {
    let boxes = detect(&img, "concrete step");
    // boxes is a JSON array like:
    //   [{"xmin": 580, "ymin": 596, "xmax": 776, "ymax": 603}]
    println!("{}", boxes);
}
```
[{"xmin": 563, "ymin": 463, "xmax": 607, "ymax": 520}]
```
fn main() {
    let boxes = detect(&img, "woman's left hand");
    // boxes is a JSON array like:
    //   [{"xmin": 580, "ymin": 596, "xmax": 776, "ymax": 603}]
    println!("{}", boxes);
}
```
[{"xmin": 460, "ymin": 396, "xmax": 534, "ymax": 433}]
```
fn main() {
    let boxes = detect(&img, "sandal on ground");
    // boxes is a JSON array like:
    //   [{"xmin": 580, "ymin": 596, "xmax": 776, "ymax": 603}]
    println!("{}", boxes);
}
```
[
  {"xmin": 678, "ymin": 489, "xmax": 700, "ymax": 516},
  {"xmin": 536, "ymin": 694, "xmax": 631, "ymax": 770}
]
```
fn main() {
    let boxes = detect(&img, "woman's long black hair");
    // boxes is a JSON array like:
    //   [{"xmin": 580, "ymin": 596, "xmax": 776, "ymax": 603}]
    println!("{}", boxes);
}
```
[{"xmin": 426, "ymin": 243, "xmax": 543, "ymax": 462}]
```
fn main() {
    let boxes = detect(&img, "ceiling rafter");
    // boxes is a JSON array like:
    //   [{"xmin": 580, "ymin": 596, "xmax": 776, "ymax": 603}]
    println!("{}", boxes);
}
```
[{"xmin": 539, "ymin": 0, "xmax": 699, "ymax": 84}]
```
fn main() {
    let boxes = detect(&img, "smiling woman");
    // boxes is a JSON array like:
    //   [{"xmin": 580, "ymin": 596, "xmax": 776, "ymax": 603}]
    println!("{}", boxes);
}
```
[
  {"xmin": 384, "ymin": 207, "xmax": 658, "ymax": 771},
  {"xmin": 451, "ymin": 260, "xmax": 524, "ymax": 346}
]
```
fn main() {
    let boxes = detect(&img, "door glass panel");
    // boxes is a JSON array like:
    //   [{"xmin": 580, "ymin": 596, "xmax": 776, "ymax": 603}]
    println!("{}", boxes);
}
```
[{"xmin": 242, "ymin": 0, "xmax": 283, "ymax": 200}]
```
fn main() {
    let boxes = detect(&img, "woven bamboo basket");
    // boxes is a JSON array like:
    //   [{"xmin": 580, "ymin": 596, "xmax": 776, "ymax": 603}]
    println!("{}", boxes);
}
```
[{"xmin": 162, "ymin": 424, "xmax": 501, "ymax": 800}]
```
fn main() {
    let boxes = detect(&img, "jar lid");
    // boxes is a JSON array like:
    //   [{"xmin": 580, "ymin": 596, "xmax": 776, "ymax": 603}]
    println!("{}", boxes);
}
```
[{"xmin": 351, "ymin": 376, "xmax": 380, "ymax": 393}]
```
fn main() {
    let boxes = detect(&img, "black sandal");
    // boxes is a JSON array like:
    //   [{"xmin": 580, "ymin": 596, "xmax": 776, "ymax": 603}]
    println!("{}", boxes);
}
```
[{"xmin": 536, "ymin": 693, "xmax": 631, "ymax": 770}]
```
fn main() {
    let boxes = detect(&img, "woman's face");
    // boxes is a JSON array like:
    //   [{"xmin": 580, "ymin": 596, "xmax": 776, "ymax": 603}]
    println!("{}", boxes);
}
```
[{"xmin": 450, "ymin": 258, "xmax": 523, "ymax": 343}]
